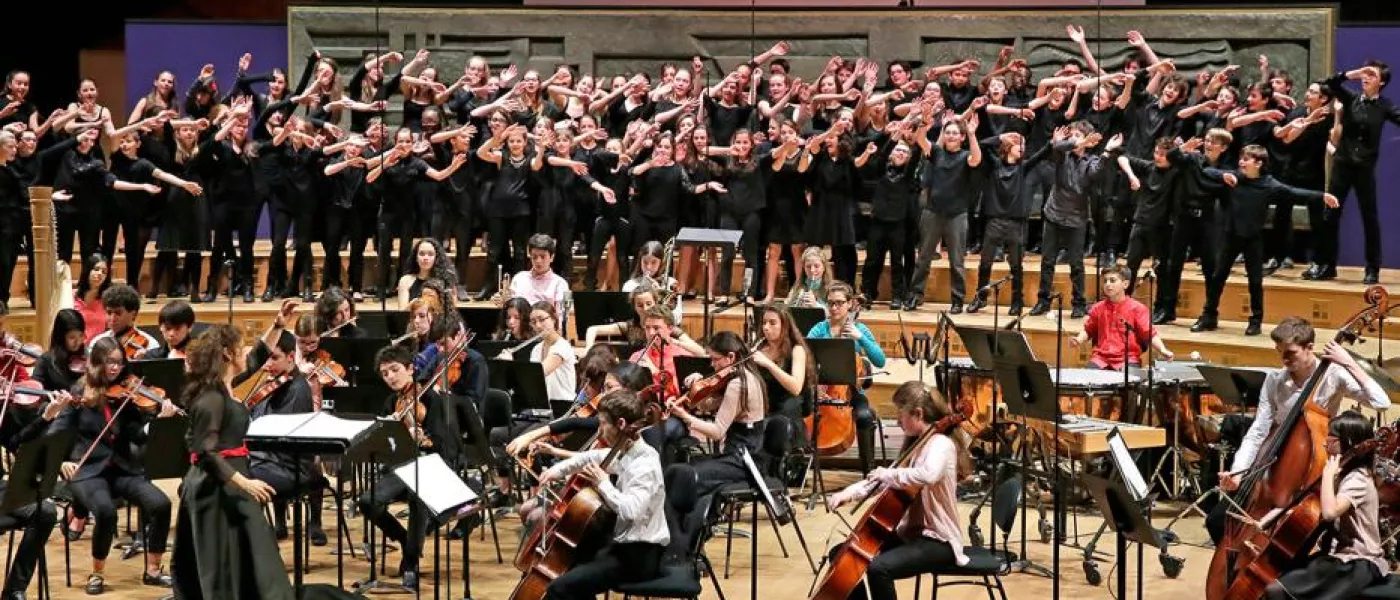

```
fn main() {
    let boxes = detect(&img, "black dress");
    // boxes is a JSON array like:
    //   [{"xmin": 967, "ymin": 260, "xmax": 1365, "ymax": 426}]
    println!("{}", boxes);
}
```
[
  {"xmin": 157, "ymin": 149, "xmax": 210, "ymax": 253},
  {"xmin": 803, "ymin": 152, "xmax": 859, "ymax": 246},
  {"xmin": 171, "ymin": 388, "xmax": 293, "ymax": 600}
]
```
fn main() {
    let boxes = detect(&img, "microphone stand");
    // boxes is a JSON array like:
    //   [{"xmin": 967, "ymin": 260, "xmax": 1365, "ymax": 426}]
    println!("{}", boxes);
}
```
[
  {"xmin": 225, "ymin": 259, "xmax": 235, "ymax": 325},
  {"xmin": 986, "ymin": 277, "xmax": 1005, "ymax": 557},
  {"xmin": 1052, "ymin": 292, "xmax": 1065, "ymax": 597}
]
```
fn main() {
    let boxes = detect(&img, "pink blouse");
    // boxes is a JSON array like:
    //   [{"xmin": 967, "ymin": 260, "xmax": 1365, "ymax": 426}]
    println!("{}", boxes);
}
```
[
  {"xmin": 74, "ymin": 293, "xmax": 106, "ymax": 342},
  {"xmin": 837, "ymin": 433, "xmax": 969, "ymax": 566}
]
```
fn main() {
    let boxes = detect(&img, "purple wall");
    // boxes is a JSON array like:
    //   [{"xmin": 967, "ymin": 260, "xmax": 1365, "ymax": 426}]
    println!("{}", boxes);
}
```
[
  {"xmin": 1334, "ymin": 27, "xmax": 1400, "ymax": 269},
  {"xmin": 124, "ymin": 21, "xmax": 287, "ymax": 119}
]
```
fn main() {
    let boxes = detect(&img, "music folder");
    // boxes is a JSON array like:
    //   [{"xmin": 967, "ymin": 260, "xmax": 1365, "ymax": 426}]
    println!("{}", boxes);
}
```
[
  {"xmin": 246, "ymin": 412, "xmax": 381, "ymax": 455},
  {"xmin": 0, "ymin": 430, "xmax": 73, "ymax": 514},
  {"xmin": 391, "ymin": 453, "xmax": 479, "ymax": 519}
]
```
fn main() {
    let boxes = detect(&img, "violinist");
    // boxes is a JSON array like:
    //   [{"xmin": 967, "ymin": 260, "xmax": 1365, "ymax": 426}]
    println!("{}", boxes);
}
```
[
  {"xmin": 754, "ymin": 304, "xmax": 815, "ymax": 427},
  {"xmin": 675, "ymin": 331, "xmax": 769, "ymax": 513},
  {"xmin": 806, "ymin": 281, "xmax": 885, "ymax": 472},
  {"xmin": 534, "ymin": 389, "xmax": 669, "ymax": 600},
  {"xmin": 315, "ymin": 287, "xmax": 365, "ymax": 339},
  {"xmin": 628, "ymin": 304, "xmax": 704, "ymax": 399},
  {"xmin": 143, "ymin": 300, "xmax": 196, "ymax": 360},
  {"xmin": 0, "ymin": 312, "xmax": 73, "ymax": 600},
  {"xmin": 575, "ymin": 345, "xmax": 619, "ymax": 406},
  {"xmin": 245, "ymin": 330, "xmax": 328, "ymax": 546},
  {"xmin": 826, "ymin": 382, "xmax": 974, "ymax": 600},
  {"xmin": 1208, "ymin": 318, "xmax": 1390, "ymax": 544},
  {"xmin": 33, "ymin": 309, "xmax": 89, "ymax": 393},
  {"xmin": 357, "ymin": 344, "xmax": 463, "ymax": 591},
  {"xmin": 417, "ymin": 311, "xmax": 488, "ymax": 409},
  {"xmin": 88, "ymin": 284, "xmax": 159, "ymax": 358},
  {"xmin": 1266, "ymin": 410, "xmax": 1387, "ymax": 600},
  {"xmin": 49, "ymin": 336, "xmax": 177, "ymax": 594}
]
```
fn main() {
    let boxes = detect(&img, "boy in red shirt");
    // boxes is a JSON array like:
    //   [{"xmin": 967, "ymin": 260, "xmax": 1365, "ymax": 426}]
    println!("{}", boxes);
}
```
[{"xmin": 1069, "ymin": 265, "xmax": 1174, "ymax": 370}]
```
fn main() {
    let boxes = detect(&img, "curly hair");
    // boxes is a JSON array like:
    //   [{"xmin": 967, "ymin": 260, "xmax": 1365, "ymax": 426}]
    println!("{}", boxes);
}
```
[
  {"xmin": 182, "ymin": 324, "xmax": 242, "ymax": 407},
  {"xmin": 409, "ymin": 238, "xmax": 459, "ymax": 290}
]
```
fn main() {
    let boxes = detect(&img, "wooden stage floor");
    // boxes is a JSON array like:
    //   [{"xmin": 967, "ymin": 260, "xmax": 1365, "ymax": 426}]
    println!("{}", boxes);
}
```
[{"xmin": 27, "ymin": 472, "xmax": 1219, "ymax": 600}]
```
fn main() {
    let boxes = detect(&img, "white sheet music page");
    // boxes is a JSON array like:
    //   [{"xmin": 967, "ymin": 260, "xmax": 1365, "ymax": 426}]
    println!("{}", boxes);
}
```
[
  {"xmin": 246, "ymin": 413, "xmax": 317, "ymax": 437},
  {"xmin": 392, "ymin": 453, "xmax": 479, "ymax": 516},
  {"xmin": 1107, "ymin": 428, "xmax": 1149, "ymax": 502},
  {"xmin": 291, "ymin": 413, "xmax": 377, "ymax": 442}
]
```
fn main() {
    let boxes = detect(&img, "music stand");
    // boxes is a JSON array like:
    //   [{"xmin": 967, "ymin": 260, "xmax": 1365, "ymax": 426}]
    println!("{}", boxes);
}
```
[
  {"xmin": 356, "ymin": 310, "xmax": 408, "ymax": 339},
  {"xmin": 1, "ymin": 430, "xmax": 73, "ymax": 514},
  {"xmin": 322, "ymin": 385, "xmax": 382, "ymax": 417},
  {"xmin": 802, "ymin": 338, "xmax": 859, "ymax": 510},
  {"xmin": 761, "ymin": 305, "xmax": 825, "ymax": 340},
  {"xmin": 1082, "ymin": 472, "xmax": 1165, "ymax": 600},
  {"xmin": 675, "ymin": 227, "xmax": 744, "ymax": 339},
  {"xmin": 456, "ymin": 307, "xmax": 500, "ymax": 342},
  {"xmin": 487, "ymin": 360, "xmax": 551, "ymax": 419},
  {"xmin": 143, "ymin": 416, "xmax": 191, "ymax": 481},
  {"xmin": 346, "ymin": 419, "xmax": 418, "ymax": 593},
  {"xmin": 992, "ymin": 354, "xmax": 1057, "ymax": 579},
  {"xmin": 571, "ymin": 292, "xmax": 634, "ymax": 340},
  {"xmin": 127, "ymin": 359, "xmax": 187, "ymax": 405},
  {"xmin": 1196, "ymin": 365, "xmax": 1267, "ymax": 411},
  {"xmin": 675, "ymin": 356, "xmax": 714, "ymax": 388}
]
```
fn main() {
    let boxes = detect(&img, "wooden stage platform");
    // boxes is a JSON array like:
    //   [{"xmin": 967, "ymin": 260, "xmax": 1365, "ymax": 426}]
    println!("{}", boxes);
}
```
[{"xmin": 27, "ymin": 471, "xmax": 1221, "ymax": 600}]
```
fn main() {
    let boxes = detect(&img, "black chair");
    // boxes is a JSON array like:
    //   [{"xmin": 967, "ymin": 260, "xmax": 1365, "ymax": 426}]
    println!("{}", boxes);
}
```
[
  {"xmin": 712, "ymin": 416, "xmax": 816, "ymax": 579},
  {"xmin": 912, "ymin": 475, "xmax": 1020, "ymax": 600},
  {"xmin": 612, "ymin": 464, "xmax": 726, "ymax": 600},
  {"xmin": 1354, "ymin": 573, "xmax": 1400, "ymax": 599}
]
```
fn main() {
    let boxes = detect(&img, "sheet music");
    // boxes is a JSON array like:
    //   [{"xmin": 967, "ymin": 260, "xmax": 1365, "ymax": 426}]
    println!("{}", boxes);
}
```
[
  {"xmin": 1107, "ymin": 428, "xmax": 1149, "ymax": 502},
  {"xmin": 739, "ymin": 448, "xmax": 785, "ymax": 520},
  {"xmin": 247, "ymin": 412, "xmax": 376, "ymax": 444},
  {"xmin": 392, "ymin": 454, "xmax": 479, "ymax": 517}
]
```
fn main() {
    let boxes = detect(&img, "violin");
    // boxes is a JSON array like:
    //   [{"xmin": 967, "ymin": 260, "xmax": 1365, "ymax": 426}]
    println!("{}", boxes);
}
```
[
  {"xmin": 305, "ymin": 350, "xmax": 348, "ymax": 387},
  {"xmin": 1, "ymin": 334, "xmax": 43, "ymax": 367},
  {"xmin": 118, "ymin": 329, "xmax": 149, "ymax": 360},
  {"xmin": 0, "ymin": 377, "xmax": 54, "ymax": 409},
  {"xmin": 104, "ymin": 375, "xmax": 170, "ymax": 412},
  {"xmin": 243, "ymin": 371, "xmax": 293, "ymax": 409},
  {"xmin": 392, "ymin": 384, "xmax": 433, "ymax": 448},
  {"xmin": 1207, "ymin": 286, "xmax": 1394, "ymax": 600}
]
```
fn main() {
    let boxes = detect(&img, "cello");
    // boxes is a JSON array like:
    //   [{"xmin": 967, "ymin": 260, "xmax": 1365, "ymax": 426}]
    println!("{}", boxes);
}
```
[
  {"xmin": 805, "ymin": 297, "xmax": 864, "ymax": 456},
  {"xmin": 1206, "ymin": 285, "xmax": 1393, "ymax": 600},
  {"xmin": 808, "ymin": 394, "xmax": 968, "ymax": 600}
]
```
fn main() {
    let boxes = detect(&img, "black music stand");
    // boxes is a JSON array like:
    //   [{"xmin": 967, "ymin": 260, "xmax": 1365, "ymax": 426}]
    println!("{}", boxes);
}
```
[
  {"xmin": 802, "ymin": 338, "xmax": 859, "ymax": 511},
  {"xmin": 347, "ymin": 418, "xmax": 417, "ymax": 594},
  {"xmin": 391, "ymin": 453, "xmax": 480, "ymax": 598},
  {"xmin": 762, "ymin": 305, "xmax": 826, "ymax": 341},
  {"xmin": 487, "ymin": 360, "xmax": 552, "ymax": 420},
  {"xmin": 357, "ymin": 310, "xmax": 409, "ymax": 339},
  {"xmin": 993, "ymin": 354, "xmax": 1057, "ymax": 579},
  {"xmin": 127, "ymin": 359, "xmax": 186, "ymax": 405},
  {"xmin": 1, "ymin": 429, "xmax": 72, "ymax": 514},
  {"xmin": 1196, "ymin": 366, "xmax": 1267, "ymax": 411},
  {"xmin": 456, "ymin": 307, "xmax": 500, "ymax": 342},
  {"xmin": 676, "ymin": 227, "xmax": 744, "ymax": 339},
  {"xmin": 675, "ymin": 356, "xmax": 714, "ymax": 387},
  {"xmin": 571, "ymin": 291, "xmax": 633, "ymax": 340},
  {"xmin": 1082, "ymin": 471, "xmax": 1165, "ymax": 600},
  {"xmin": 321, "ymin": 385, "xmax": 382, "ymax": 417}
]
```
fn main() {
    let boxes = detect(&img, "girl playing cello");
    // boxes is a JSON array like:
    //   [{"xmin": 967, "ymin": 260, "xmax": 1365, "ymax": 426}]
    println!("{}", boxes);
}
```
[{"xmin": 826, "ymin": 382, "xmax": 973, "ymax": 600}]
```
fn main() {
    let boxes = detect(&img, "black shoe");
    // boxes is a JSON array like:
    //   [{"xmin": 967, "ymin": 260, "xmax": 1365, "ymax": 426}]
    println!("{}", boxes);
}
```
[
  {"xmin": 1152, "ymin": 310, "xmax": 1175, "ymax": 325},
  {"xmin": 1007, "ymin": 302, "xmax": 1024, "ymax": 316},
  {"xmin": 1364, "ymin": 269, "xmax": 1380, "ymax": 285},
  {"xmin": 949, "ymin": 302, "xmax": 964, "ymax": 315},
  {"xmin": 260, "ymin": 287, "xmax": 277, "ymax": 302},
  {"xmin": 1262, "ymin": 258, "xmax": 1280, "ymax": 271},
  {"xmin": 84, "ymin": 573, "xmax": 104, "ymax": 595},
  {"xmin": 1190, "ymin": 316, "xmax": 1218, "ymax": 332},
  {"xmin": 142, "ymin": 570, "xmax": 173, "ymax": 587},
  {"xmin": 1070, "ymin": 305, "xmax": 1086, "ymax": 319},
  {"xmin": 200, "ymin": 290, "xmax": 216, "ymax": 303},
  {"xmin": 1315, "ymin": 265, "xmax": 1338, "ymax": 280},
  {"xmin": 965, "ymin": 297, "xmax": 987, "ymax": 314},
  {"xmin": 309, "ymin": 526, "xmax": 328, "ymax": 547},
  {"xmin": 1245, "ymin": 320, "xmax": 1262, "ymax": 336},
  {"xmin": 401, "ymin": 571, "xmax": 419, "ymax": 591},
  {"xmin": 1282, "ymin": 257, "xmax": 1295, "ymax": 269},
  {"xmin": 1028, "ymin": 300, "xmax": 1050, "ymax": 316},
  {"xmin": 242, "ymin": 288, "xmax": 255, "ymax": 303},
  {"xmin": 1301, "ymin": 264, "xmax": 1321, "ymax": 280}
]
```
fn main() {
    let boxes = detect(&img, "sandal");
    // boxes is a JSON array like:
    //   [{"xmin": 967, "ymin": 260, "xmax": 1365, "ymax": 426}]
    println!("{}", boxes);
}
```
[{"xmin": 85, "ymin": 573, "xmax": 105, "ymax": 595}]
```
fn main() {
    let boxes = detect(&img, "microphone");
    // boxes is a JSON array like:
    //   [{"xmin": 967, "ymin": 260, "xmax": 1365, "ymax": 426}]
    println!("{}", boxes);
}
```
[
  {"xmin": 223, "ymin": 259, "xmax": 235, "ymax": 269},
  {"xmin": 740, "ymin": 267, "xmax": 754, "ymax": 301},
  {"xmin": 978, "ymin": 275, "xmax": 1012, "ymax": 295}
]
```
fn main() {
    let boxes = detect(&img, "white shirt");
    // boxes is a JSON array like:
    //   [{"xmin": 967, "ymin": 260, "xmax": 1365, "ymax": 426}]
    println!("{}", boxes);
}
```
[
  {"xmin": 510, "ymin": 270, "xmax": 568, "ymax": 316},
  {"xmin": 531, "ymin": 337, "xmax": 577, "ymax": 402},
  {"xmin": 546, "ymin": 442, "xmax": 670, "ymax": 546},
  {"xmin": 1232, "ymin": 361, "xmax": 1391, "ymax": 471}
]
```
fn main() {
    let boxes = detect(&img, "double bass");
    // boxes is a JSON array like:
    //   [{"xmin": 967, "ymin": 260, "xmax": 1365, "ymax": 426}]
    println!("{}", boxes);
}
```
[
  {"xmin": 1206, "ymin": 286, "xmax": 1394, "ymax": 600},
  {"xmin": 809, "ymin": 396, "xmax": 968, "ymax": 600}
]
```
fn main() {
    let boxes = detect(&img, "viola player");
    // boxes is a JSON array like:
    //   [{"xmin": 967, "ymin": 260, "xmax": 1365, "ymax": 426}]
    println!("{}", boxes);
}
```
[
  {"xmin": 244, "ymin": 330, "xmax": 327, "ymax": 546},
  {"xmin": 1209, "ymin": 317, "xmax": 1390, "ymax": 544},
  {"xmin": 826, "ymin": 382, "xmax": 974, "ymax": 600},
  {"xmin": 87, "ymin": 284, "xmax": 159, "ymax": 358}
]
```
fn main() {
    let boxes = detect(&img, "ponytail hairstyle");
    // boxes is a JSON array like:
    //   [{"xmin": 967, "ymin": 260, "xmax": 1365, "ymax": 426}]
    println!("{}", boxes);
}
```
[{"xmin": 1330, "ymin": 409, "xmax": 1376, "ymax": 481}]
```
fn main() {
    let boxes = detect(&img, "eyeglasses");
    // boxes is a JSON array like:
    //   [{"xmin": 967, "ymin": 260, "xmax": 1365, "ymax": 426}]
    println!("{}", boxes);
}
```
[
  {"xmin": 828, "ymin": 299, "xmax": 849, "ymax": 307},
  {"xmin": 529, "ymin": 316, "xmax": 553, "ymax": 324}
]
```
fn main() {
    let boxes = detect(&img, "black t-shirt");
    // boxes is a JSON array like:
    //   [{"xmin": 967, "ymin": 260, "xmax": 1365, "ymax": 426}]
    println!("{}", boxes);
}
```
[
  {"xmin": 379, "ymin": 156, "xmax": 430, "ymax": 215},
  {"xmin": 0, "ymin": 95, "xmax": 36, "ymax": 130},
  {"xmin": 486, "ymin": 149, "xmax": 535, "ymax": 219},
  {"xmin": 705, "ymin": 97, "xmax": 755, "ymax": 146},
  {"xmin": 920, "ymin": 146, "xmax": 977, "ymax": 215},
  {"xmin": 606, "ymin": 96, "xmax": 654, "ymax": 140},
  {"xmin": 1276, "ymin": 107, "xmax": 1332, "ymax": 187}
]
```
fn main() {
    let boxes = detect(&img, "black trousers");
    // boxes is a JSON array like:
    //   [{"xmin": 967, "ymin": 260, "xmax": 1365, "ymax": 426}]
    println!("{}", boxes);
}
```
[
  {"xmin": 544, "ymin": 541, "xmax": 663, "ymax": 600},
  {"xmin": 1123, "ymin": 222, "xmax": 1170, "ymax": 297},
  {"xmin": 67, "ymin": 471, "xmax": 171, "ymax": 560},
  {"xmin": 974, "ymin": 218, "xmax": 1026, "ymax": 306},
  {"xmin": 250, "ymin": 460, "xmax": 325, "ymax": 528},
  {"xmin": 207, "ymin": 202, "xmax": 255, "ymax": 293},
  {"xmin": 1323, "ymin": 160, "xmax": 1381, "ymax": 270},
  {"xmin": 1037, "ymin": 220, "xmax": 1087, "ymax": 307},
  {"xmin": 487, "ymin": 215, "xmax": 532, "ymax": 280},
  {"xmin": 357, "ymin": 471, "xmax": 437, "ymax": 573},
  {"xmin": 832, "ymin": 245, "xmax": 858, "ymax": 291},
  {"xmin": 538, "ymin": 206, "xmax": 577, "ymax": 282},
  {"xmin": 341, "ymin": 202, "xmax": 378, "ymax": 292},
  {"xmin": 717, "ymin": 211, "xmax": 762, "ymax": 297},
  {"xmin": 56, "ymin": 209, "xmax": 99, "ymax": 265},
  {"xmin": 0, "ymin": 496, "xmax": 56, "ymax": 594},
  {"xmin": 631, "ymin": 214, "xmax": 677, "ymax": 255},
  {"xmin": 322, "ymin": 205, "xmax": 353, "ymax": 291},
  {"xmin": 0, "ymin": 222, "xmax": 34, "ymax": 305},
  {"xmin": 266, "ymin": 199, "xmax": 314, "ymax": 293},
  {"xmin": 1091, "ymin": 172, "xmax": 1131, "ymax": 256},
  {"xmin": 433, "ymin": 196, "xmax": 477, "ymax": 288},
  {"xmin": 586, "ymin": 216, "xmax": 632, "ymax": 289},
  {"xmin": 1159, "ymin": 208, "xmax": 1217, "ymax": 317},
  {"xmin": 150, "ymin": 251, "xmax": 202, "ymax": 297},
  {"xmin": 832, "ymin": 536, "xmax": 958, "ymax": 600},
  {"xmin": 376, "ymin": 211, "xmax": 416, "ymax": 294},
  {"xmin": 100, "ymin": 203, "xmax": 154, "ymax": 292},
  {"xmin": 862, "ymin": 218, "xmax": 906, "ymax": 303},
  {"xmin": 1202, "ymin": 232, "xmax": 1265, "ymax": 322}
]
